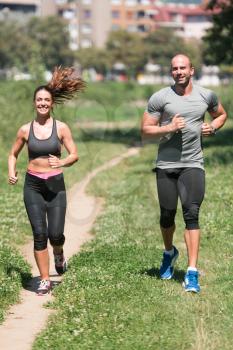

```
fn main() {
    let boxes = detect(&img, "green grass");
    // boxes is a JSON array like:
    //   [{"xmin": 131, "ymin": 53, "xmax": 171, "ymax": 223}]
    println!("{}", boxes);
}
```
[
  {"xmin": 0, "ymin": 245, "xmax": 31, "ymax": 322},
  {"xmin": 0, "ymin": 135, "xmax": 128, "ymax": 323},
  {"xmin": 0, "ymin": 80, "xmax": 143, "ymax": 322},
  {"xmin": 33, "ymin": 120, "xmax": 233, "ymax": 349},
  {"xmin": 0, "ymin": 80, "xmax": 233, "ymax": 346}
]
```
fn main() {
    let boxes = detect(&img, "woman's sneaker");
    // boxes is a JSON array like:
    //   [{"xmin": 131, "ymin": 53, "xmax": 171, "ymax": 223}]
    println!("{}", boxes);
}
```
[
  {"xmin": 183, "ymin": 270, "xmax": 200, "ymax": 293},
  {"xmin": 37, "ymin": 279, "xmax": 51, "ymax": 296},
  {"xmin": 54, "ymin": 251, "xmax": 67, "ymax": 275},
  {"xmin": 159, "ymin": 246, "xmax": 179, "ymax": 279}
]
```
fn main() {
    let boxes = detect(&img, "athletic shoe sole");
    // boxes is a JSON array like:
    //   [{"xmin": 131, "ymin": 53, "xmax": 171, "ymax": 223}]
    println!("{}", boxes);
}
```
[
  {"xmin": 55, "ymin": 260, "xmax": 67, "ymax": 275},
  {"xmin": 182, "ymin": 282, "xmax": 200, "ymax": 293},
  {"xmin": 37, "ymin": 290, "xmax": 51, "ymax": 296}
]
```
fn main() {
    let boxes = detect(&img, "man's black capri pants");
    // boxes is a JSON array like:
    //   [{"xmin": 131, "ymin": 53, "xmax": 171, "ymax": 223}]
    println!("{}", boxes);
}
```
[{"xmin": 156, "ymin": 167, "xmax": 205, "ymax": 230}]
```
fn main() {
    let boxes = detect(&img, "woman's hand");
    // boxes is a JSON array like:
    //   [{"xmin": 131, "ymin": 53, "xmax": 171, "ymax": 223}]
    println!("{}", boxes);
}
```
[
  {"xmin": 48, "ymin": 155, "xmax": 64, "ymax": 168},
  {"xmin": 9, "ymin": 172, "xmax": 18, "ymax": 185}
]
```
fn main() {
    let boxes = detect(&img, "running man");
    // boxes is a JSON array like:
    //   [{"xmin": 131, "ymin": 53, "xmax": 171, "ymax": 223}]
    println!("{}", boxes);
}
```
[{"xmin": 141, "ymin": 54, "xmax": 227, "ymax": 292}]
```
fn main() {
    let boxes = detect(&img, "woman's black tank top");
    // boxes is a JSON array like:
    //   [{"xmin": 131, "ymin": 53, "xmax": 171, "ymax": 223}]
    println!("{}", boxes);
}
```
[{"xmin": 27, "ymin": 119, "xmax": 62, "ymax": 160}]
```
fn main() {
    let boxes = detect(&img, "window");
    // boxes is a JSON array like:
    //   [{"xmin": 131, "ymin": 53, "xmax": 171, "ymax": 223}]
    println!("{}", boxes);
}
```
[
  {"xmin": 112, "ymin": 10, "xmax": 120, "ymax": 18},
  {"xmin": 137, "ymin": 24, "xmax": 146, "ymax": 32},
  {"xmin": 171, "ymin": 13, "xmax": 182, "ymax": 23},
  {"xmin": 81, "ymin": 39, "xmax": 92, "ymax": 48},
  {"xmin": 81, "ymin": 23, "xmax": 92, "ymax": 34},
  {"xmin": 127, "ymin": 25, "xmax": 137, "ymax": 32},
  {"xmin": 137, "ymin": 10, "xmax": 145, "ymax": 19},
  {"xmin": 83, "ymin": 9, "xmax": 91, "ymax": 19},
  {"xmin": 82, "ymin": 0, "xmax": 92, "ymax": 4},
  {"xmin": 111, "ymin": 0, "xmax": 121, "ymax": 5},
  {"xmin": 127, "ymin": 11, "xmax": 134, "ymax": 19},
  {"xmin": 138, "ymin": 0, "xmax": 150, "ymax": 5},
  {"xmin": 112, "ymin": 24, "xmax": 120, "ymax": 31},
  {"xmin": 125, "ymin": 0, "xmax": 136, "ymax": 6},
  {"xmin": 55, "ymin": 0, "xmax": 68, "ymax": 4},
  {"xmin": 68, "ymin": 24, "xmax": 78, "ymax": 39},
  {"xmin": 186, "ymin": 15, "xmax": 209, "ymax": 23},
  {"xmin": 63, "ymin": 9, "xmax": 75, "ymax": 20},
  {"xmin": 70, "ymin": 42, "xmax": 78, "ymax": 51}
]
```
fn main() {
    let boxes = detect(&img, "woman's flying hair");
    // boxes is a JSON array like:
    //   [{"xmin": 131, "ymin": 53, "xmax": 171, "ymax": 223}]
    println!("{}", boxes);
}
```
[
  {"xmin": 34, "ymin": 66, "xmax": 86, "ymax": 104},
  {"xmin": 47, "ymin": 66, "xmax": 86, "ymax": 104}
]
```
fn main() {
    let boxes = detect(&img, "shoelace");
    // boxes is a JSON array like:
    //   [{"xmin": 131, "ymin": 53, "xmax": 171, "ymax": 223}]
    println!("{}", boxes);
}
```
[
  {"xmin": 187, "ymin": 272, "xmax": 198, "ymax": 286},
  {"xmin": 38, "ymin": 279, "xmax": 50, "ymax": 289}
]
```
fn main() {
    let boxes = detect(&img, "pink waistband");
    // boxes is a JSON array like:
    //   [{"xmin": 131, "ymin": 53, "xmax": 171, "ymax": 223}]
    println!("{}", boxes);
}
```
[{"xmin": 27, "ymin": 169, "xmax": 63, "ymax": 180}]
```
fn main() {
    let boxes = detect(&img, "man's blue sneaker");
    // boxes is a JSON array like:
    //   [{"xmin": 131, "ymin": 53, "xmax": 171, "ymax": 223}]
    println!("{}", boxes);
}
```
[
  {"xmin": 183, "ymin": 270, "xmax": 200, "ymax": 293},
  {"xmin": 159, "ymin": 246, "xmax": 179, "ymax": 279}
]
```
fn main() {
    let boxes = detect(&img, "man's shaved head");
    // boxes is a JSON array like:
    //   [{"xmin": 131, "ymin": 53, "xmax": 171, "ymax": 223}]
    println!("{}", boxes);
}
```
[{"xmin": 171, "ymin": 54, "xmax": 193, "ymax": 69}]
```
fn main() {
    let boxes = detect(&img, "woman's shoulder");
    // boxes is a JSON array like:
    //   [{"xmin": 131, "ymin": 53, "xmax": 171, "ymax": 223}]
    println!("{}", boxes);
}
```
[
  {"xmin": 55, "ymin": 120, "xmax": 70, "ymax": 131},
  {"xmin": 18, "ymin": 122, "xmax": 31, "ymax": 136}
]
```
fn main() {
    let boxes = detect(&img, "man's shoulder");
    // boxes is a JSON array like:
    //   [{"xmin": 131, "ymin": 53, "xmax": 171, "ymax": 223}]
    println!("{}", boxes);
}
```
[
  {"xmin": 193, "ymin": 84, "xmax": 215, "ymax": 97},
  {"xmin": 193, "ymin": 84, "xmax": 218, "ymax": 109},
  {"xmin": 149, "ymin": 86, "xmax": 173, "ymax": 100}
]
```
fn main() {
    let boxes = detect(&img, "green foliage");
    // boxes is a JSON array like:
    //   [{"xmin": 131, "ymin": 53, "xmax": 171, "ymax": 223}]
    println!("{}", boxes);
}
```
[
  {"xmin": 27, "ymin": 43, "xmax": 47, "ymax": 84},
  {"xmin": 27, "ymin": 16, "xmax": 74, "ymax": 70},
  {"xmin": 0, "ymin": 16, "xmax": 74, "ymax": 72},
  {"xmin": 203, "ymin": 0, "xmax": 233, "ymax": 65},
  {"xmin": 0, "ymin": 244, "xmax": 31, "ymax": 322},
  {"xmin": 106, "ymin": 30, "xmax": 148, "ymax": 75},
  {"xmin": 0, "ymin": 21, "xmax": 31, "ymax": 69},
  {"xmin": 145, "ymin": 29, "xmax": 203, "ymax": 75},
  {"xmin": 145, "ymin": 28, "xmax": 187, "ymax": 67},
  {"xmin": 76, "ymin": 48, "xmax": 111, "ymax": 74},
  {"xmin": 0, "ymin": 80, "xmax": 34, "ymax": 147},
  {"xmin": 0, "ymin": 17, "xmax": 203, "ymax": 77},
  {"xmin": 215, "ymin": 85, "xmax": 233, "ymax": 117}
]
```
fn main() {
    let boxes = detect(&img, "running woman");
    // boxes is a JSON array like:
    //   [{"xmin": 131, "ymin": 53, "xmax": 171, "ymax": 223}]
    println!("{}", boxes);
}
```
[
  {"xmin": 8, "ymin": 67, "xmax": 85, "ymax": 295},
  {"xmin": 142, "ymin": 54, "xmax": 227, "ymax": 292}
]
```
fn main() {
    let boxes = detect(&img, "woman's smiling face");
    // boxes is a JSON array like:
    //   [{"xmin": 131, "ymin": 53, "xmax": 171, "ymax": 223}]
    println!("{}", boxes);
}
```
[{"xmin": 34, "ymin": 89, "xmax": 53, "ymax": 117}]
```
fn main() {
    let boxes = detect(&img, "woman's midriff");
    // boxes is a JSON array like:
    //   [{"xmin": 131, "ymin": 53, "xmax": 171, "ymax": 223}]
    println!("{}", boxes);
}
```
[{"xmin": 27, "ymin": 157, "xmax": 63, "ymax": 173}]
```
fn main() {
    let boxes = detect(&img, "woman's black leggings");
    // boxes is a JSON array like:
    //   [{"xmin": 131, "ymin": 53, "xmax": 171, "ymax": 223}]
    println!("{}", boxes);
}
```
[
  {"xmin": 156, "ymin": 167, "xmax": 205, "ymax": 230},
  {"xmin": 24, "ymin": 173, "xmax": 67, "ymax": 251}
]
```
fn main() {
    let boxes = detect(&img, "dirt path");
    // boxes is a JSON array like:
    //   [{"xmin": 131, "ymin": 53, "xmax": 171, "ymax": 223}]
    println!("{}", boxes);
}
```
[{"xmin": 0, "ymin": 146, "xmax": 140, "ymax": 350}]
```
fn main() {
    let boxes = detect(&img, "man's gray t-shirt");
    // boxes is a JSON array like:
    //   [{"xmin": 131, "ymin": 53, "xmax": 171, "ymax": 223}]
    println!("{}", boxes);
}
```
[{"xmin": 146, "ymin": 84, "xmax": 219, "ymax": 169}]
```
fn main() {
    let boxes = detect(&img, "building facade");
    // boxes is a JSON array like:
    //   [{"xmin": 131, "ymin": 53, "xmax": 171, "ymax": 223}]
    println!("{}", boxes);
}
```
[
  {"xmin": 110, "ymin": 0, "xmax": 156, "ymax": 35},
  {"xmin": 57, "ymin": 1, "xmax": 79, "ymax": 50},
  {"xmin": 76, "ymin": 0, "xmax": 111, "ymax": 48},
  {"xmin": 1, "ymin": 0, "xmax": 215, "ymax": 48},
  {"xmin": 58, "ymin": 0, "xmax": 157, "ymax": 49},
  {"xmin": 69, "ymin": 0, "xmax": 213, "ymax": 48},
  {"xmin": 153, "ymin": 2, "xmax": 214, "ymax": 39},
  {"xmin": 0, "ymin": 0, "xmax": 57, "ymax": 21}
]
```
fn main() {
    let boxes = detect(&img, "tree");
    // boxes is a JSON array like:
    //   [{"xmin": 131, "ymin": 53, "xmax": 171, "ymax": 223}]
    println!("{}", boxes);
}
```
[
  {"xmin": 145, "ymin": 28, "xmax": 202, "ymax": 75},
  {"xmin": 0, "ymin": 16, "xmax": 75, "ymax": 73},
  {"xmin": 106, "ymin": 30, "xmax": 147, "ymax": 77},
  {"xmin": 0, "ymin": 21, "xmax": 31, "ymax": 69},
  {"xmin": 75, "ymin": 47, "xmax": 110, "ymax": 74},
  {"xmin": 27, "ymin": 16, "xmax": 74, "ymax": 70},
  {"xmin": 145, "ymin": 28, "xmax": 186, "ymax": 67},
  {"xmin": 203, "ymin": 0, "xmax": 233, "ymax": 65}
]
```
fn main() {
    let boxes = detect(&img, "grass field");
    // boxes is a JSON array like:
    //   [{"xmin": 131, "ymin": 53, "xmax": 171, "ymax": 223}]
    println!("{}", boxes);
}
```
[
  {"xmin": 0, "ymin": 80, "xmax": 233, "ymax": 349},
  {"xmin": 33, "ymin": 118, "xmax": 233, "ymax": 350},
  {"xmin": 0, "ymin": 80, "xmax": 143, "ymax": 322}
]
